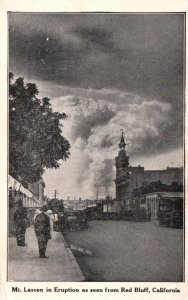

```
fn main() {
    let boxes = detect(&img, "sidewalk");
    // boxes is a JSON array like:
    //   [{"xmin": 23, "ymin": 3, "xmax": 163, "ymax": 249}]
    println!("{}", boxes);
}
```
[{"xmin": 8, "ymin": 227, "xmax": 85, "ymax": 281}]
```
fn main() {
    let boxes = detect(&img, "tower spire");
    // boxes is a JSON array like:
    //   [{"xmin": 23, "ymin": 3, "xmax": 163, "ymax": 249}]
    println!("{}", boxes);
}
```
[
  {"xmin": 115, "ymin": 129, "xmax": 129, "ymax": 202},
  {"xmin": 119, "ymin": 129, "xmax": 126, "ymax": 151}
]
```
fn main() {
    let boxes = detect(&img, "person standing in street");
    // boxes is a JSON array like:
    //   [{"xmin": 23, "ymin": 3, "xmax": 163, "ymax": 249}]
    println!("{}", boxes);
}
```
[
  {"xmin": 34, "ymin": 209, "xmax": 51, "ymax": 258},
  {"xmin": 13, "ymin": 205, "xmax": 28, "ymax": 246}
]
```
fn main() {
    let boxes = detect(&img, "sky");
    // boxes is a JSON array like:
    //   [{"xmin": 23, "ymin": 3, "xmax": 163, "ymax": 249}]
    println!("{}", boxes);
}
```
[{"xmin": 9, "ymin": 13, "xmax": 184, "ymax": 199}]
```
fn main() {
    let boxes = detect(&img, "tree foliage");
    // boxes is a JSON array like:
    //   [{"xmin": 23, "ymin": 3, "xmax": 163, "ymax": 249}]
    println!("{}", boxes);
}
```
[
  {"xmin": 9, "ymin": 73, "xmax": 70, "ymax": 183},
  {"xmin": 41, "ymin": 198, "xmax": 64, "ymax": 213},
  {"xmin": 133, "ymin": 181, "xmax": 183, "ymax": 196}
]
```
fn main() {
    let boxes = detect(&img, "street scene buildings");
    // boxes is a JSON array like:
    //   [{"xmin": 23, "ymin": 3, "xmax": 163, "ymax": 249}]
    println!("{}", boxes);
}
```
[
  {"xmin": 8, "ymin": 131, "xmax": 184, "ymax": 282},
  {"xmin": 8, "ymin": 13, "xmax": 184, "ymax": 282}
]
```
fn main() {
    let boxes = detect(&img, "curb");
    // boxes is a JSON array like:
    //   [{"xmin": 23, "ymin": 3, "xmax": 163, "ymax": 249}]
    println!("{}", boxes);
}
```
[{"xmin": 61, "ymin": 234, "xmax": 85, "ymax": 281}]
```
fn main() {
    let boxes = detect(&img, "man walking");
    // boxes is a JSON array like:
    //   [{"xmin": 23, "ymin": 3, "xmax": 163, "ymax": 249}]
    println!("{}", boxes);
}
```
[
  {"xmin": 13, "ymin": 205, "xmax": 28, "ymax": 246},
  {"xmin": 34, "ymin": 210, "xmax": 51, "ymax": 258}
]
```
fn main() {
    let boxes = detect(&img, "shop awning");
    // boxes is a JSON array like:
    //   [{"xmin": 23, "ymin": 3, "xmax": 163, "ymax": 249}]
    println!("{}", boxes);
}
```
[{"xmin": 8, "ymin": 175, "xmax": 33, "ymax": 198}]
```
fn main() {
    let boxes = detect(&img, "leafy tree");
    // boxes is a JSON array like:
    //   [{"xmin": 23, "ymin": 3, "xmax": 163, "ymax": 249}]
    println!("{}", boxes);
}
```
[
  {"xmin": 41, "ymin": 199, "xmax": 64, "ymax": 213},
  {"xmin": 133, "ymin": 181, "xmax": 183, "ymax": 196},
  {"xmin": 9, "ymin": 73, "xmax": 70, "ymax": 184}
]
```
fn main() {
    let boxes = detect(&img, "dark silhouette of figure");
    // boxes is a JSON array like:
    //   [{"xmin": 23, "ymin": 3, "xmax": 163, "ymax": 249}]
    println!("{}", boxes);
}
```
[
  {"xmin": 58, "ymin": 213, "xmax": 65, "ymax": 232},
  {"xmin": 148, "ymin": 204, "xmax": 151, "ymax": 222},
  {"xmin": 34, "ymin": 211, "xmax": 51, "ymax": 258},
  {"xmin": 13, "ymin": 206, "xmax": 28, "ymax": 246}
]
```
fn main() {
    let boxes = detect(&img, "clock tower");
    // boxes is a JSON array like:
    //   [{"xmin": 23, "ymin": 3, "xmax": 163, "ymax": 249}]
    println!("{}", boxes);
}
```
[{"xmin": 115, "ymin": 131, "xmax": 131, "ymax": 205}]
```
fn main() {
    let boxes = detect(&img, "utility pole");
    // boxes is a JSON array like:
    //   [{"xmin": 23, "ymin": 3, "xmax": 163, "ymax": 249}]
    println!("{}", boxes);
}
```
[
  {"xmin": 52, "ymin": 190, "xmax": 59, "ymax": 199},
  {"xmin": 96, "ymin": 189, "xmax": 99, "ymax": 201}
]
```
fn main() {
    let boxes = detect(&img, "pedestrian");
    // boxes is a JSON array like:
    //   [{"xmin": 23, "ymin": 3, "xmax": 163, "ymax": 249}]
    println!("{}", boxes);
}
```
[
  {"xmin": 34, "ymin": 209, "xmax": 51, "ymax": 258},
  {"xmin": 53, "ymin": 213, "xmax": 59, "ymax": 231},
  {"xmin": 13, "ymin": 205, "xmax": 28, "ymax": 246},
  {"xmin": 58, "ymin": 213, "xmax": 65, "ymax": 232},
  {"xmin": 33, "ymin": 208, "xmax": 41, "ymax": 221},
  {"xmin": 46, "ymin": 210, "xmax": 54, "ymax": 238}
]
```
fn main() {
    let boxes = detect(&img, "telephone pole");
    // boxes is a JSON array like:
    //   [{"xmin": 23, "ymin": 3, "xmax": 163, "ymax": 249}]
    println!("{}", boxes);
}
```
[{"xmin": 52, "ymin": 190, "xmax": 59, "ymax": 199}]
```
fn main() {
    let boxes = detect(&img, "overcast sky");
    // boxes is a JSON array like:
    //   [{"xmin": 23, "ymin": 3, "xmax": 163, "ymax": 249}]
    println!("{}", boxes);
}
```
[{"xmin": 9, "ymin": 13, "xmax": 184, "ymax": 199}]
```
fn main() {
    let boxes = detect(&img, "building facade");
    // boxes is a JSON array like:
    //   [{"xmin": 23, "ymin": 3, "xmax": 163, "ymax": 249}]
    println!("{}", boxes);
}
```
[
  {"xmin": 8, "ymin": 175, "xmax": 40, "ymax": 236},
  {"xmin": 140, "ymin": 192, "xmax": 183, "ymax": 220},
  {"xmin": 115, "ymin": 132, "xmax": 183, "ymax": 210},
  {"xmin": 28, "ymin": 177, "xmax": 45, "ymax": 205}
]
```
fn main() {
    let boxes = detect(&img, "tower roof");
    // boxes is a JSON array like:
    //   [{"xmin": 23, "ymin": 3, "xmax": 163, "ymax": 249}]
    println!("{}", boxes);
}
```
[{"xmin": 119, "ymin": 130, "xmax": 126, "ymax": 150}]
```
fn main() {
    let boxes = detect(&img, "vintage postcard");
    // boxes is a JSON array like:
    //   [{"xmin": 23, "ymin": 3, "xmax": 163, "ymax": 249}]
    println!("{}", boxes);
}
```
[{"xmin": 0, "ymin": 1, "xmax": 187, "ymax": 300}]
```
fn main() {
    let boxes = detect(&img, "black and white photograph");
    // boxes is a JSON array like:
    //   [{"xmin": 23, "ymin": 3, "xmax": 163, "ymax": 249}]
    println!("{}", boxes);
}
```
[{"xmin": 8, "ymin": 12, "xmax": 184, "ymax": 283}]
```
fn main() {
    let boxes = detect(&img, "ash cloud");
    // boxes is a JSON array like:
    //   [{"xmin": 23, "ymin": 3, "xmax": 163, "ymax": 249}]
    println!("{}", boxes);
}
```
[
  {"xmin": 50, "ymin": 88, "xmax": 181, "ymax": 198},
  {"xmin": 9, "ymin": 13, "xmax": 184, "ymax": 103},
  {"xmin": 9, "ymin": 13, "xmax": 184, "ymax": 198},
  {"xmin": 73, "ymin": 27, "xmax": 115, "ymax": 52},
  {"xmin": 93, "ymin": 159, "xmax": 115, "ymax": 195},
  {"xmin": 70, "ymin": 103, "xmax": 116, "ymax": 140}
]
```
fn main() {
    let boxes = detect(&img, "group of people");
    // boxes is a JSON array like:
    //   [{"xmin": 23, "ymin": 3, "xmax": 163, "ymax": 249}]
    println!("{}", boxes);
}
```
[{"xmin": 13, "ymin": 207, "xmax": 55, "ymax": 258}]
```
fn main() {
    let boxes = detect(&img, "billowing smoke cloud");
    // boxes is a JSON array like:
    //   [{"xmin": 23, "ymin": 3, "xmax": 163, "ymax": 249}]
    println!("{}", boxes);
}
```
[
  {"xmin": 9, "ymin": 13, "xmax": 183, "ymax": 199},
  {"xmin": 44, "ymin": 87, "xmax": 177, "ymax": 199}
]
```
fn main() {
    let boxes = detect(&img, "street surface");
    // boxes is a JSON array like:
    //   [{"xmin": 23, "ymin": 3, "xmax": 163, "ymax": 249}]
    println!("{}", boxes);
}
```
[{"xmin": 66, "ymin": 220, "xmax": 183, "ymax": 282}]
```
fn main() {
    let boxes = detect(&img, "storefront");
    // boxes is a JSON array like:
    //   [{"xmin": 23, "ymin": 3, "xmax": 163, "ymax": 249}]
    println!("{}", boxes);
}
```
[{"xmin": 8, "ymin": 175, "xmax": 40, "ymax": 236}]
